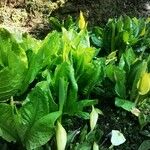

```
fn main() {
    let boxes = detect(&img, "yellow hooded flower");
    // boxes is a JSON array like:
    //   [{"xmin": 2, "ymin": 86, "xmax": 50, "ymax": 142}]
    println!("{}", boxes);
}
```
[
  {"xmin": 56, "ymin": 121, "xmax": 67, "ymax": 150},
  {"xmin": 137, "ymin": 72, "xmax": 150, "ymax": 95},
  {"xmin": 90, "ymin": 106, "xmax": 98, "ymax": 131},
  {"xmin": 79, "ymin": 11, "xmax": 86, "ymax": 30},
  {"xmin": 93, "ymin": 142, "xmax": 99, "ymax": 150}
]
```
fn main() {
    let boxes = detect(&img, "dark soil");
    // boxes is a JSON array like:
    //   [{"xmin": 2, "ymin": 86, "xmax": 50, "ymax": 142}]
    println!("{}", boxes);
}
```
[
  {"xmin": 51, "ymin": 0, "xmax": 150, "ymax": 26},
  {"xmin": 0, "ymin": 0, "xmax": 150, "ymax": 38},
  {"xmin": 99, "ymin": 100, "xmax": 150, "ymax": 150}
]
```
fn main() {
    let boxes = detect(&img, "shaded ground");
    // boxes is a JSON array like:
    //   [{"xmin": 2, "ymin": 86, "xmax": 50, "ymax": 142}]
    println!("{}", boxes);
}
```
[
  {"xmin": 52, "ymin": 0, "xmax": 150, "ymax": 26},
  {"xmin": 0, "ymin": 0, "xmax": 150, "ymax": 38},
  {"xmin": 99, "ymin": 101, "xmax": 150, "ymax": 150}
]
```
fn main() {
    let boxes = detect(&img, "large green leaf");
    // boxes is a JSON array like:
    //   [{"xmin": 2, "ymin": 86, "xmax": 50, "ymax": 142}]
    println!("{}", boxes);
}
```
[
  {"xmin": 114, "ymin": 67, "xmax": 126, "ymax": 98},
  {"xmin": 21, "ymin": 31, "xmax": 61, "ymax": 93},
  {"xmin": 62, "ymin": 28, "xmax": 90, "ymax": 50},
  {"xmin": 0, "ymin": 103, "xmax": 18, "ymax": 142},
  {"xmin": 24, "ymin": 112, "xmax": 61, "ymax": 150},
  {"xmin": 129, "ymin": 60, "xmax": 147, "ymax": 100},
  {"xmin": 17, "ymin": 86, "xmax": 61, "ymax": 150},
  {"xmin": 19, "ymin": 34, "xmax": 41, "ymax": 54},
  {"xmin": 0, "ymin": 28, "xmax": 28, "ymax": 100},
  {"xmin": 54, "ymin": 61, "xmax": 78, "ymax": 95},
  {"xmin": 119, "ymin": 48, "xmax": 136, "ymax": 72},
  {"xmin": 36, "ymin": 81, "xmax": 58, "ymax": 112},
  {"xmin": 77, "ymin": 60, "xmax": 102, "ymax": 96}
]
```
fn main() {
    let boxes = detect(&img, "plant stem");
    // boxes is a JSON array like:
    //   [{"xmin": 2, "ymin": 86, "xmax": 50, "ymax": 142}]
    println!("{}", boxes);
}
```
[
  {"xmin": 10, "ymin": 96, "xmax": 14, "ymax": 106},
  {"xmin": 109, "ymin": 144, "xmax": 114, "ymax": 149},
  {"xmin": 135, "ymin": 94, "xmax": 140, "ymax": 105},
  {"xmin": 10, "ymin": 97, "xmax": 23, "ymax": 105}
]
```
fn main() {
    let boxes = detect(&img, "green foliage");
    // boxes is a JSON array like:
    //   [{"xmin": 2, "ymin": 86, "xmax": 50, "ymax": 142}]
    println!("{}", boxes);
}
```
[
  {"xmin": 16, "ymin": 86, "xmax": 61, "ymax": 150},
  {"xmin": 66, "ymin": 125, "xmax": 103, "ymax": 150},
  {"xmin": 91, "ymin": 16, "xmax": 150, "ymax": 55},
  {"xmin": 49, "ymin": 16, "xmax": 76, "ymax": 31},
  {"xmin": 0, "ymin": 15, "xmax": 150, "ymax": 149},
  {"xmin": 96, "ymin": 17, "xmax": 150, "ymax": 128},
  {"xmin": 0, "ymin": 28, "xmax": 28, "ymax": 100},
  {"xmin": 115, "ymin": 97, "xmax": 135, "ymax": 111},
  {"xmin": 0, "ymin": 84, "xmax": 61, "ymax": 150},
  {"xmin": 0, "ymin": 15, "xmax": 102, "ymax": 149},
  {"xmin": 0, "ymin": 103, "xmax": 18, "ymax": 142},
  {"xmin": 138, "ymin": 140, "xmax": 150, "ymax": 150}
]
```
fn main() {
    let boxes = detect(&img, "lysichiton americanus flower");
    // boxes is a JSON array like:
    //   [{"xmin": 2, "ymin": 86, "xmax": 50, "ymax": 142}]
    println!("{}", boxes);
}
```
[
  {"xmin": 111, "ymin": 130, "xmax": 126, "ymax": 146},
  {"xmin": 56, "ymin": 121, "xmax": 67, "ymax": 150},
  {"xmin": 93, "ymin": 142, "xmax": 99, "ymax": 150},
  {"xmin": 78, "ymin": 11, "xmax": 86, "ymax": 30},
  {"xmin": 90, "ymin": 105, "xmax": 98, "ymax": 131},
  {"xmin": 90, "ymin": 106, "xmax": 103, "ymax": 131},
  {"xmin": 137, "ymin": 72, "xmax": 150, "ymax": 95}
]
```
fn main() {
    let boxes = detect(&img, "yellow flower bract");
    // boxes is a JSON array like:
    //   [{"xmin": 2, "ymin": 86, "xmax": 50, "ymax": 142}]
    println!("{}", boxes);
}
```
[
  {"xmin": 79, "ymin": 11, "xmax": 86, "ymax": 30},
  {"xmin": 56, "ymin": 121, "xmax": 67, "ymax": 150},
  {"xmin": 137, "ymin": 72, "xmax": 150, "ymax": 95},
  {"xmin": 90, "ymin": 106, "xmax": 98, "ymax": 131}
]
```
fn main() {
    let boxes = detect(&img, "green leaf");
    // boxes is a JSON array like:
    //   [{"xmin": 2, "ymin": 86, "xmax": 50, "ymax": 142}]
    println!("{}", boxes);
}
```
[
  {"xmin": 59, "ymin": 77, "xmax": 68, "ymax": 112},
  {"xmin": 139, "ymin": 113, "xmax": 150, "ymax": 129},
  {"xmin": 64, "ymin": 15, "xmax": 76, "ymax": 30},
  {"xmin": 0, "ymin": 28, "xmax": 28, "ymax": 100},
  {"xmin": 54, "ymin": 62, "xmax": 78, "ymax": 96},
  {"xmin": 78, "ymin": 60, "xmax": 102, "ymax": 96},
  {"xmin": 49, "ymin": 17, "xmax": 62, "ymax": 31},
  {"xmin": 138, "ymin": 140, "xmax": 150, "ymax": 150},
  {"xmin": 123, "ymin": 31, "xmax": 129, "ymax": 43},
  {"xmin": 106, "ymin": 64, "xmax": 126, "ymax": 98},
  {"xmin": 0, "ymin": 103, "xmax": 18, "ymax": 142},
  {"xmin": 75, "ymin": 112, "xmax": 90, "ymax": 120},
  {"xmin": 123, "ymin": 16, "xmax": 132, "ymax": 31},
  {"xmin": 79, "ymin": 125, "xmax": 88, "ymax": 142},
  {"xmin": 90, "ymin": 34, "xmax": 102, "ymax": 47},
  {"xmin": 116, "ymin": 16, "xmax": 123, "ymax": 32},
  {"xmin": 25, "ymin": 111, "xmax": 61, "ymax": 150},
  {"xmin": 67, "ymin": 99, "xmax": 97, "ymax": 117},
  {"xmin": 17, "ymin": 86, "xmax": 61, "ymax": 149},
  {"xmin": 19, "ymin": 34, "xmax": 41, "ymax": 54},
  {"xmin": 76, "ymin": 99, "xmax": 98, "ymax": 112},
  {"xmin": 129, "ymin": 61, "xmax": 147, "ymax": 100},
  {"xmin": 67, "ymin": 129, "xmax": 80, "ymax": 145},
  {"xmin": 36, "ymin": 81, "xmax": 58, "ymax": 112},
  {"xmin": 21, "ymin": 31, "xmax": 61, "ymax": 93},
  {"xmin": 105, "ymin": 64, "xmax": 116, "ymax": 82},
  {"xmin": 115, "ymin": 97, "xmax": 135, "ymax": 111},
  {"xmin": 120, "ymin": 48, "xmax": 136, "ymax": 73},
  {"xmin": 115, "ymin": 80, "xmax": 126, "ymax": 98},
  {"xmin": 72, "ymin": 29, "xmax": 90, "ymax": 48},
  {"xmin": 53, "ymin": 62, "xmax": 79, "ymax": 114},
  {"xmin": 74, "ymin": 142, "xmax": 91, "ymax": 150},
  {"xmin": 102, "ymin": 21, "xmax": 112, "ymax": 52},
  {"xmin": 111, "ymin": 21, "xmax": 116, "ymax": 52}
]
